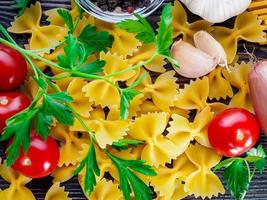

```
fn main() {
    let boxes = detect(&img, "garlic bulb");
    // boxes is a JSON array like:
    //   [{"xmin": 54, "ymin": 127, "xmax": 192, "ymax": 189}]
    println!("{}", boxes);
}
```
[
  {"xmin": 171, "ymin": 39, "xmax": 217, "ymax": 78},
  {"xmin": 180, "ymin": 0, "xmax": 252, "ymax": 23},
  {"xmin": 194, "ymin": 31, "xmax": 228, "ymax": 68}
]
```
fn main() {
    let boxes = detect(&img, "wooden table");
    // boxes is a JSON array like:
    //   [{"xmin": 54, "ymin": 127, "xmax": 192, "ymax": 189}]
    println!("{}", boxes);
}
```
[{"xmin": 0, "ymin": 0, "xmax": 267, "ymax": 199}]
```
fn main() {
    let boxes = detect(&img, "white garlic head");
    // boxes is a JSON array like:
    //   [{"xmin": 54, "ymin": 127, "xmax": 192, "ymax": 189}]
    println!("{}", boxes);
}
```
[{"xmin": 180, "ymin": 0, "xmax": 252, "ymax": 23}]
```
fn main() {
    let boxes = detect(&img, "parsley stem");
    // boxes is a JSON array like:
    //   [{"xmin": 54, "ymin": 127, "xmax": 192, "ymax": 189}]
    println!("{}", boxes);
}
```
[
  {"xmin": 105, "ymin": 52, "xmax": 158, "ymax": 78},
  {"xmin": 28, "ymin": 40, "xmax": 66, "ymax": 53}
]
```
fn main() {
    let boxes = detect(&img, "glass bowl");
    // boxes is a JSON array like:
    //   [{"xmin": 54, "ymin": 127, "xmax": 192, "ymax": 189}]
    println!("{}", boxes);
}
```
[{"xmin": 75, "ymin": 0, "xmax": 165, "ymax": 23}]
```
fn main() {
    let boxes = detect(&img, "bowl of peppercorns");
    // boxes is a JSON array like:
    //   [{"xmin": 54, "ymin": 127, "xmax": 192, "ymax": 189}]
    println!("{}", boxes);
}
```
[{"xmin": 75, "ymin": 0, "xmax": 165, "ymax": 23}]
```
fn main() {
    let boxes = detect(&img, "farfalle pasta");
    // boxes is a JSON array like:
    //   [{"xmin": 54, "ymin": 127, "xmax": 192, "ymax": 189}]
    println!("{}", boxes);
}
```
[
  {"xmin": 207, "ymin": 67, "xmax": 233, "ymax": 100},
  {"xmin": 95, "ymin": 19, "xmax": 141, "ymax": 57},
  {"xmin": 212, "ymin": 11, "xmax": 266, "ymax": 63},
  {"xmin": 8, "ymin": 2, "xmax": 67, "ymax": 51},
  {"xmin": 0, "ymin": 163, "xmax": 35, "ymax": 200},
  {"xmin": 45, "ymin": 182, "xmax": 70, "ymax": 200},
  {"xmin": 150, "ymin": 154, "xmax": 196, "ymax": 200},
  {"xmin": 167, "ymin": 107, "xmax": 213, "ymax": 156},
  {"xmin": 171, "ymin": 0, "xmax": 213, "ymax": 43},
  {"xmin": 52, "ymin": 164, "xmax": 77, "ymax": 183},
  {"xmin": 222, "ymin": 62, "xmax": 253, "ymax": 111},
  {"xmin": 184, "ymin": 143, "xmax": 225, "ymax": 199},
  {"xmin": 135, "ymin": 70, "xmax": 179, "ymax": 112},
  {"xmin": 128, "ymin": 112, "xmax": 179, "ymax": 167}
]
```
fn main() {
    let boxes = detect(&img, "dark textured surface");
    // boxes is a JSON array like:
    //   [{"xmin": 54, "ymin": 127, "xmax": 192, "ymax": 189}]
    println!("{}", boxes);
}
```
[{"xmin": 0, "ymin": 0, "xmax": 267, "ymax": 200}]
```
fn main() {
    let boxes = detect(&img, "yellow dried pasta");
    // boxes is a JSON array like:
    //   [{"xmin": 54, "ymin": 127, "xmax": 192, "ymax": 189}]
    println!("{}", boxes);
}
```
[
  {"xmin": 208, "ymin": 67, "xmax": 233, "ymax": 100},
  {"xmin": 51, "ymin": 124, "xmax": 89, "ymax": 167},
  {"xmin": 135, "ymin": 70, "xmax": 179, "ymax": 112},
  {"xmin": 45, "ymin": 182, "xmax": 70, "ymax": 200},
  {"xmin": 0, "ymin": 163, "xmax": 35, "ymax": 200},
  {"xmin": 8, "ymin": 2, "xmax": 67, "ymax": 51},
  {"xmin": 212, "ymin": 11, "xmax": 266, "ymax": 63},
  {"xmin": 52, "ymin": 164, "xmax": 77, "ymax": 183},
  {"xmin": 128, "ymin": 112, "xmax": 179, "ymax": 167},
  {"xmin": 95, "ymin": 19, "xmax": 141, "ymax": 57},
  {"xmin": 222, "ymin": 62, "xmax": 253, "ymax": 112},
  {"xmin": 128, "ymin": 44, "xmax": 166, "ymax": 73},
  {"xmin": 167, "ymin": 107, "xmax": 213, "ymax": 157},
  {"xmin": 171, "ymin": 0, "xmax": 213, "ymax": 43},
  {"xmin": 150, "ymin": 154, "xmax": 196, "ymax": 200},
  {"xmin": 185, "ymin": 143, "xmax": 225, "ymax": 199}
]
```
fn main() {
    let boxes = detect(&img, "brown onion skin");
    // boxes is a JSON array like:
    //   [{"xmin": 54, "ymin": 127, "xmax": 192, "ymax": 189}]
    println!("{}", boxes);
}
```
[{"xmin": 248, "ymin": 60, "xmax": 267, "ymax": 136}]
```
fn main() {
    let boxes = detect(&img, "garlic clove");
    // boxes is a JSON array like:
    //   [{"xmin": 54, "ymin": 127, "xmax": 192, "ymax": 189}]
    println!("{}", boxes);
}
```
[
  {"xmin": 194, "ymin": 31, "xmax": 228, "ymax": 69},
  {"xmin": 171, "ymin": 39, "xmax": 217, "ymax": 78},
  {"xmin": 180, "ymin": 0, "xmax": 251, "ymax": 23}
]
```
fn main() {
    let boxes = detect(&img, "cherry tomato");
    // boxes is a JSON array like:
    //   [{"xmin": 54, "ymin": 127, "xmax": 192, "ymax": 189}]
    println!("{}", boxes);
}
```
[
  {"xmin": 0, "ymin": 44, "xmax": 27, "ymax": 91},
  {"xmin": 11, "ymin": 130, "xmax": 59, "ymax": 178},
  {"xmin": 208, "ymin": 108, "xmax": 260, "ymax": 157},
  {"xmin": 0, "ymin": 92, "xmax": 31, "ymax": 131}
]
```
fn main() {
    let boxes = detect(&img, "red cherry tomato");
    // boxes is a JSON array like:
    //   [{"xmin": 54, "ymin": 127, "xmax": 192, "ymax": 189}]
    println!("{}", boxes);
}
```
[
  {"xmin": 0, "ymin": 44, "xmax": 27, "ymax": 91},
  {"xmin": 0, "ymin": 92, "xmax": 31, "ymax": 131},
  {"xmin": 208, "ymin": 108, "xmax": 260, "ymax": 157},
  {"xmin": 11, "ymin": 130, "xmax": 59, "ymax": 178}
]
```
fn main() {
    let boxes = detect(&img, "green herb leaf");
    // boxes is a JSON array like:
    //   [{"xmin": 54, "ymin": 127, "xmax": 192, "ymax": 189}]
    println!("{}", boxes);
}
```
[
  {"xmin": 74, "ymin": 141, "xmax": 100, "ymax": 195},
  {"xmin": 76, "ymin": 60, "xmax": 106, "ymax": 75},
  {"xmin": 1, "ymin": 108, "xmax": 38, "ymax": 166},
  {"xmin": 78, "ymin": 25, "xmax": 113, "ymax": 53},
  {"xmin": 223, "ymin": 159, "xmax": 250, "ymax": 200},
  {"xmin": 35, "ymin": 110, "xmax": 52, "ymax": 140},
  {"xmin": 116, "ymin": 15, "xmax": 156, "ymax": 44},
  {"xmin": 120, "ymin": 89, "xmax": 141, "ymax": 119},
  {"xmin": 107, "ymin": 152, "xmax": 156, "ymax": 200},
  {"xmin": 246, "ymin": 145, "xmax": 267, "ymax": 173},
  {"xmin": 213, "ymin": 158, "xmax": 238, "ymax": 171},
  {"xmin": 43, "ymin": 92, "xmax": 74, "ymax": 125},
  {"xmin": 58, "ymin": 34, "xmax": 90, "ymax": 69},
  {"xmin": 57, "ymin": 9, "xmax": 74, "ymax": 33},
  {"xmin": 112, "ymin": 139, "xmax": 144, "ymax": 151},
  {"xmin": 12, "ymin": 0, "xmax": 30, "ymax": 16}
]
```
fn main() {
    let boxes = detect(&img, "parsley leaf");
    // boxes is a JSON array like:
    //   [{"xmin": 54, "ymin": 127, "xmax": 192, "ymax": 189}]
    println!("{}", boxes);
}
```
[
  {"xmin": 76, "ymin": 60, "xmax": 106, "ymax": 75},
  {"xmin": 42, "ymin": 92, "xmax": 74, "ymax": 125},
  {"xmin": 74, "ymin": 141, "xmax": 100, "ymax": 194},
  {"xmin": 78, "ymin": 25, "xmax": 113, "ymax": 53},
  {"xmin": 246, "ymin": 145, "xmax": 267, "ymax": 173},
  {"xmin": 1, "ymin": 108, "xmax": 38, "ymax": 166},
  {"xmin": 120, "ymin": 89, "xmax": 141, "ymax": 120},
  {"xmin": 58, "ymin": 34, "xmax": 90, "ymax": 69},
  {"xmin": 12, "ymin": 0, "xmax": 30, "ymax": 17},
  {"xmin": 116, "ymin": 15, "xmax": 155, "ymax": 44},
  {"xmin": 106, "ymin": 152, "xmax": 156, "ymax": 200},
  {"xmin": 224, "ymin": 159, "xmax": 250, "ymax": 200},
  {"xmin": 57, "ymin": 9, "xmax": 74, "ymax": 33},
  {"xmin": 112, "ymin": 139, "xmax": 144, "ymax": 151}
]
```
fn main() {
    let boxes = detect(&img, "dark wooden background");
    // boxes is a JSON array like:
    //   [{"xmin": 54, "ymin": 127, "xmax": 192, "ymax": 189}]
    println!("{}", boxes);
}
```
[{"xmin": 0, "ymin": 0, "xmax": 267, "ymax": 199}]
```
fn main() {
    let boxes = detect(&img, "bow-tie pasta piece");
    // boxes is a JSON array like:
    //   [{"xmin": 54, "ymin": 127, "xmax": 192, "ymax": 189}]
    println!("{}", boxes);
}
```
[
  {"xmin": 101, "ymin": 52, "xmax": 135, "ymax": 82},
  {"xmin": 222, "ymin": 62, "xmax": 253, "ymax": 111},
  {"xmin": 208, "ymin": 67, "xmax": 233, "ymax": 100},
  {"xmin": 82, "ymin": 80, "xmax": 120, "ymax": 108},
  {"xmin": 150, "ymin": 154, "xmax": 196, "ymax": 200},
  {"xmin": 8, "ymin": 2, "xmax": 67, "ymax": 51},
  {"xmin": 45, "ymin": 182, "xmax": 70, "ymax": 200},
  {"xmin": 0, "ymin": 163, "xmax": 35, "ymax": 200},
  {"xmin": 67, "ymin": 78, "xmax": 93, "ymax": 118},
  {"xmin": 52, "ymin": 164, "xmax": 77, "ymax": 183},
  {"xmin": 184, "ymin": 143, "xmax": 225, "ymax": 198},
  {"xmin": 95, "ymin": 19, "xmax": 141, "ymax": 57},
  {"xmin": 174, "ymin": 77, "xmax": 209, "ymax": 111},
  {"xmin": 128, "ymin": 93, "xmax": 144, "ymax": 118},
  {"xmin": 51, "ymin": 124, "xmax": 89, "ymax": 167},
  {"xmin": 129, "ymin": 112, "xmax": 178, "ymax": 167},
  {"xmin": 167, "ymin": 107, "xmax": 213, "ymax": 156},
  {"xmin": 73, "ymin": 16, "xmax": 96, "ymax": 37},
  {"xmin": 70, "ymin": 116, "xmax": 129, "ymax": 148},
  {"xmin": 128, "ymin": 44, "xmax": 167, "ymax": 73},
  {"xmin": 136, "ymin": 70, "xmax": 179, "ymax": 112},
  {"xmin": 171, "ymin": 0, "xmax": 213, "ymax": 43},
  {"xmin": 212, "ymin": 12, "xmax": 266, "ymax": 63}
]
